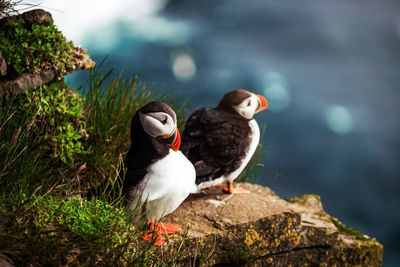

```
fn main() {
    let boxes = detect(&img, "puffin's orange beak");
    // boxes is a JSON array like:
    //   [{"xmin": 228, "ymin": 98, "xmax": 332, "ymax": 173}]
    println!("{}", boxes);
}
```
[
  {"xmin": 169, "ymin": 127, "xmax": 181, "ymax": 152},
  {"xmin": 255, "ymin": 94, "xmax": 268, "ymax": 113}
]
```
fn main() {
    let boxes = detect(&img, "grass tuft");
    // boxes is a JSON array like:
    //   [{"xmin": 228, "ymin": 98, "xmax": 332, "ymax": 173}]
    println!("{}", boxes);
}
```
[
  {"xmin": 80, "ymin": 59, "xmax": 190, "ymax": 193},
  {"xmin": 0, "ymin": 193, "xmax": 166, "ymax": 266},
  {"xmin": 228, "ymin": 244, "xmax": 260, "ymax": 265},
  {"xmin": 0, "ymin": 0, "xmax": 20, "ymax": 18}
]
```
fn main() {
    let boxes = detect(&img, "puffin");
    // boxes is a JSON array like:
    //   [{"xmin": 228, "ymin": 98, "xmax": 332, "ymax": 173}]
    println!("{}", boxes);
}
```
[
  {"xmin": 123, "ymin": 101, "xmax": 196, "ymax": 246},
  {"xmin": 181, "ymin": 89, "xmax": 268, "ymax": 194}
]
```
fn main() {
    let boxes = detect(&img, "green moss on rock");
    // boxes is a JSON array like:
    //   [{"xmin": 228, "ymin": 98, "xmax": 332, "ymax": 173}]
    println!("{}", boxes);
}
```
[
  {"xmin": 0, "ymin": 17, "xmax": 74, "ymax": 77},
  {"xmin": 1, "ymin": 81, "xmax": 92, "ymax": 165},
  {"xmin": 330, "ymin": 216, "xmax": 370, "ymax": 241}
]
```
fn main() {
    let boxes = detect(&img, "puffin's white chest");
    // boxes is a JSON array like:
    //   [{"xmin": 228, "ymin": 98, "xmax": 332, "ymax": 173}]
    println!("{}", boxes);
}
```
[
  {"xmin": 223, "ymin": 119, "xmax": 260, "ymax": 181},
  {"xmin": 128, "ymin": 150, "xmax": 196, "ymax": 221}
]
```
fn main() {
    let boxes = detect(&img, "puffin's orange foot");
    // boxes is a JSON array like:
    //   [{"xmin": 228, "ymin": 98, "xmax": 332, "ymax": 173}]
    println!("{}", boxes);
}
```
[
  {"xmin": 142, "ymin": 232, "xmax": 165, "ymax": 246},
  {"xmin": 223, "ymin": 182, "xmax": 251, "ymax": 194},
  {"xmin": 159, "ymin": 223, "xmax": 181, "ymax": 234},
  {"xmin": 141, "ymin": 222, "xmax": 182, "ymax": 246},
  {"xmin": 215, "ymin": 183, "xmax": 223, "ymax": 187}
]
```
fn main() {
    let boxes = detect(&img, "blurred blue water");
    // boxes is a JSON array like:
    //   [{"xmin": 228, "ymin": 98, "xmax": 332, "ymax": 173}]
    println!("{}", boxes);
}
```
[{"xmin": 67, "ymin": 0, "xmax": 400, "ymax": 265}]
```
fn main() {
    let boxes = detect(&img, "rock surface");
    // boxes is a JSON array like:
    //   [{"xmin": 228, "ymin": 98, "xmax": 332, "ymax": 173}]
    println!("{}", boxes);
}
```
[
  {"xmin": 20, "ymin": 9, "xmax": 52, "ymax": 25},
  {"xmin": 160, "ymin": 183, "xmax": 383, "ymax": 266},
  {"xmin": 0, "ymin": 9, "xmax": 52, "ymax": 27},
  {"xmin": 0, "ymin": 253, "xmax": 14, "ymax": 267},
  {"xmin": 0, "ymin": 47, "xmax": 94, "ymax": 98}
]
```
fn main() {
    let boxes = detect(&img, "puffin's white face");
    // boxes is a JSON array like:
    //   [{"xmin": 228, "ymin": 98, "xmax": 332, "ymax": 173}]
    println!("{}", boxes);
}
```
[
  {"xmin": 233, "ymin": 94, "xmax": 261, "ymax": 120},
  {"xmin": 139, "ymin": 111, "xmax": 176, "ymax": 138}
]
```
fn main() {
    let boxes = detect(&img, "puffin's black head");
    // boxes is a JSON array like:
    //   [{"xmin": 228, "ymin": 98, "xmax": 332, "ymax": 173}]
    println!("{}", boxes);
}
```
[
  {"xmin": 133, "ymin": 101, "xmax": 181, "ymax": 151},
  {"xmin": 217, "ymin": 89, "xmax": 268, "ymax": 119}
]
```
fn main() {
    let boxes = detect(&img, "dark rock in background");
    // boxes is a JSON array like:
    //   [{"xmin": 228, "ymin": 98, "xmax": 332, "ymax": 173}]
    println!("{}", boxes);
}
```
[
  {"xmin": 0, "ymin": 70, "xmax": 55, "ymax": 98},
  {"xmin": 0, "ymin": 8, "xmax": 52, "ymax": 27},
  {"xmin": 0, "ymin": 47, "xmax": 94, "ymax": 98},
  {"xmin": 20, "ymin": 9, "xmax": 52, "ymax": 25}
]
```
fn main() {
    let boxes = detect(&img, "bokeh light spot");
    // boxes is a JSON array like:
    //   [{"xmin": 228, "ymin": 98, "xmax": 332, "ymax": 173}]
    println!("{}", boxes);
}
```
[
  {"xmin": 171, "ymin": 52, "xmax": 196, "ymax": 81},
  {"xmin": 325, "ymin": 105, "xmax": 353, "ymax": 134},
  {"xmin": 260, "ymin": 71, "xmax": 291, "ymax": 112}
]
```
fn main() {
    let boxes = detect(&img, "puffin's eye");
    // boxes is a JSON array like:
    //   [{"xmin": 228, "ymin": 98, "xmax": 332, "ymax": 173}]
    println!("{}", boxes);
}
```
[
  {"xmin": 161, "ymin": 117, "xmax": 168, "ymax": 125},
  {"xmin": 247, "ymin": 101, "xmax": 251, "ymax": 107}
]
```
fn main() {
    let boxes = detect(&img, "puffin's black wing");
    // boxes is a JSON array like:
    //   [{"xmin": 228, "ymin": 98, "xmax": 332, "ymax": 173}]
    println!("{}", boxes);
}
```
[
  {"xmin": 123, "ymin": 167, "xmax": 147, "ymax": 191},
  {"xmin": 181, "ymin": 108, "xmax": 251, "ymax": 184},
  {"xmin": 180, "ymin": 108, "xmax": 207, "ymax": 163}
]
